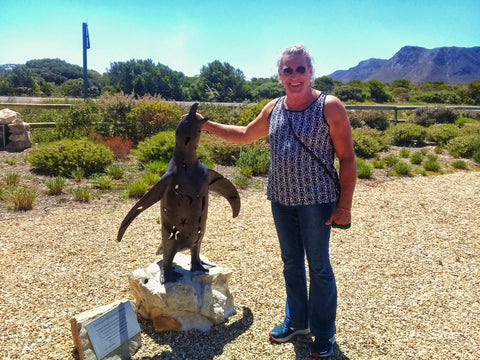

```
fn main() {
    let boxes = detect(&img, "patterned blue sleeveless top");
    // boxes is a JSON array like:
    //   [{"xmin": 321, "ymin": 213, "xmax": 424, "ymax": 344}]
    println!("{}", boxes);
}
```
[{"xmin": 267, "ymin": 93, "xmax": 337, "ymax": 206}]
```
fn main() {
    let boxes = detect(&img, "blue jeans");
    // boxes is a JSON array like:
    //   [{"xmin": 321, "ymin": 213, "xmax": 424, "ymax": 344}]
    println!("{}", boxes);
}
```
[{"xmin": 271, "ymin": 201, "xmax": 337, "ymax": 340}]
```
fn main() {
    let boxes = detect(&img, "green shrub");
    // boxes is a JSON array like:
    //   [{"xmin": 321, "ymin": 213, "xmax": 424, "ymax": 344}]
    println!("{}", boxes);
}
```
[
  {"xmin": 71, "ymin": 187, "xmax": 91, "ymax": 202},
  {"xmin": 425, "ymin": 124, "xmax": 460, "ymax": 145},
  {"xmin": 126, "ymin": 101, "xmax": 182, "ymax": 142},
  {"xmin": 126, "ymin": 179, "xmax": 149, "ymax": 198},
  {"xmin": 399, "ymin": 147, "xmax": 411, "ymax": 158},
  {"xmin": 106, "ymin": 164, "xmax": 126, "ymax": 180},
  {"xmin": 71, "ymin": 168, "xmax": 85, "ymax": 182},
  {"xmin": 451, "ymin": 160, "xmax": 467, "ymax": 169},
  {"xmin": 92, "ymin": 174, "xmax": 113, "ymax": 190},
  {"xmin": 413, "ymin": 106, "xmax": 459, "ymax": 126},
  {"xmin": 26, "ymin": 139, "xmax": 114, "ymax": 177},
  {"xmin": 385, "ymin": 123, "xmax": 427, "ymax": 146},
  {"xmin": 45, "ymin": 177, "xmax": 66, "ymax": 195},
  {"xmin": 5, "ymin": 172, "xmax": 20, "ymax": 186},
  {"xmin": 473, "ymin": 148, "xmax": 480, "ymax": 164},
  {"xmin": 93, "ymin": 93, "xmax": 139, "ymax": 138},
  {"xmin": 446, "ymin": 134, "xmax": 480, "ymax": 158},
  {"xmin": 393, "ymin": 160, "xmax": 412, "ymax": 176},
  {"xmin": 237, "ymin": 99, "xmax": 270, "ymax": 126},
  {"xmin": 383, "ymin": 155, "xmax": 400, "ymax": 167},
  {"xmin": 234, "ymin": 176, "xmax": 250, "ymax": 189},
  {"xmin": 236, "ymin": 150, "xmax": 270, "ymax": 176},
  {"xmin": 409, "ymin": 151, "xmax": 424, "ymax": 165},
  {"xmin": 142, "ymin": 172, "xmax": 160, "ymax": 185},
  {"xmin": 56, "ymin": 99, "xmax": 100, "ymax": 138},
  {"xmin": 357, "ymin": 159, "xmax": 373, "ymax": 179},
  {"xmin": 197, "ymin": 103, "xmax": 243, "ymax": 125},
  {"xmin": 352, "ymin": 128, "xmax": 389, "ymax": 158},
  {"xmin": 362, "ymin": 111, "xmax": 391, "ymax": 131},
  {"xmin": 200, "ymin": 133, "xmax": 245, "ymax": 166},
  {"xmin": 423, "ymin": 155, "xmax": 441, "ymax": 172},
  {"xmin": 459, "ymin": 122, "xmax": 480, "ymax": 136},
  {"xmin": 372, "ymin": 158, "xmax": 385, "ymax": 169},
  {"xmin": 144, "ymin": 160, "xmax": 169, "ymax": 175},
  {"xmin": 133, "ymin": 131, "xmax": 176, "ymax": 164},
  {"xmin": 10, "ymin": 186, "xmax": 38, "ymax": 211},
  {"xmin": 455, "ymin": 116, "xmax": 479, "ymax": 127}
]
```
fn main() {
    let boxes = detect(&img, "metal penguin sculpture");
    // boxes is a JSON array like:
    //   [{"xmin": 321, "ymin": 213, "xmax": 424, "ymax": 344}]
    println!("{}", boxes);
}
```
[{"xmin": 117, "ymin": 103, "xmax": 240, "ymax": 283}]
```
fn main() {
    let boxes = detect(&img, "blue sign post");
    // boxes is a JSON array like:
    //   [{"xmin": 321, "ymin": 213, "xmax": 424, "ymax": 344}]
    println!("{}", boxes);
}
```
[{"xmin": 82, "ymin": 22, "xmax": 90, "ymax": 98}]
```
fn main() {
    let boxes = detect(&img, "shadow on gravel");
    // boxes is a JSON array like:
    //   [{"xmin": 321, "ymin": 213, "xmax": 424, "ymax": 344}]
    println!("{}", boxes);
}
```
[{"xmin": 138, "ymin": 306, "xmax": 254, "ymax": 360}]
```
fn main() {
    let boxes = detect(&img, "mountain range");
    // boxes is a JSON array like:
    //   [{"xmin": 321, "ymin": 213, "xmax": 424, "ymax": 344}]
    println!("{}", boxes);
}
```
[{"xmin": 328, "ymin": 46, "xmax": 480, "ymax": 84}]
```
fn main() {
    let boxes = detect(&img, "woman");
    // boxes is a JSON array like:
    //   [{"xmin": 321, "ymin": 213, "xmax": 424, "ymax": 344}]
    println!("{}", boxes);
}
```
[{"xmin": 201, "ymin": 45, "xmax": 356, "ymax": 358}]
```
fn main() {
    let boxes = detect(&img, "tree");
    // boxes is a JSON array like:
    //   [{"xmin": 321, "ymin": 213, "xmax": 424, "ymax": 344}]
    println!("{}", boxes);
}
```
[
  {"xmin": 368, "ymin": 79, "xmax": 392, "ymax": 103},
  {"xmin": 199, "ymin": 60, "xmax": 247, "ymax": 102},
  {"xmin": 108, "ymin": 59, "xmax": 185, "ymax": 99},
  {"xmin": 333, "ymin": 85, "xmax": 365, "ymax": 102},
  {"xmin": 313, "ymin": 76, "xmax": 335, "ymax": 93}
]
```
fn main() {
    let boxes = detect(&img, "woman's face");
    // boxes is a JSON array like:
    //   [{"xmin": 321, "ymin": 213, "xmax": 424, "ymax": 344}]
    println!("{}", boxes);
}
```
[{"xmin": 278, "ymin": 54, "xmax": 313, "ymax": 94}]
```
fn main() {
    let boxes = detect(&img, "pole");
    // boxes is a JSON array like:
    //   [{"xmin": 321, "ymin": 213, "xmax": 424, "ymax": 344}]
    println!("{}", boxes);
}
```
[{"xmin": 82, "ymin": 22, "xmax": 90, "ymax": 98}]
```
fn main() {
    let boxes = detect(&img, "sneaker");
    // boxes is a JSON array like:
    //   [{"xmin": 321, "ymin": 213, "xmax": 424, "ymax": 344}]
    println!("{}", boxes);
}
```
[
  {"xmin": 269, "ymin": 323, "xmax": 310, "ymax": 343},
  {"xmin": 311, "ymin": 336, "xmax": 335, "ymax": 358}
]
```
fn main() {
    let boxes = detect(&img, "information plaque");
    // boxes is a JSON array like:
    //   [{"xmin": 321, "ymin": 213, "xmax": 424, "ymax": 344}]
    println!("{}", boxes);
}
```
[{"xmin": 85, "ymin": 300, "xmax": 140, "ymax": 359}]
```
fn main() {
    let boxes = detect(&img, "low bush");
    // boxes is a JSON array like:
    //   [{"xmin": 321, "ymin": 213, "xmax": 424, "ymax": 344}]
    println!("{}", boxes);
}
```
[
  {"xmin": 423, "ymin": 155, "xmax": 441, "ymax": 172},
  {"xmin": 56, "ymin": 99, "xmax": 100, "ymax": 138},
  {"xmin": 352, "ymin": 128, "xmax": 389, "ymax": 158},
  {"xmin": 133, "ymin": 131, "xmax": 176, "ymax": 164},
  {"xmin": 26, "ymin": 139, "xmax": 114, "ymax": 177},
  {"xmin": 385, "ymin": 123, "xmax": 427, "ymax": 146},
  {"xmin": 106, "ymin": 164, "xmax": 126, "ymax": 180},
  {"xmin": 10, "ymin": 186, "xmax": 38, "ymax": 211},
  {"xmin": 349, "ymin": 110, "xmax": 390, "ymax": 131},
  {"xmin": 451, "ymin": 160, "xmax": 467, "ymax": 169},
  {"xmin": 235, "ymin": 150, "xmax": 270, "ymax": 176},
  {"xmin": 5, "ymin": 172, "xmax": 20, "ymax": 186},
  {"xmin": 237, "ymin": 99, "xmax": 270, "ymax": 126},
  {"xmin": 126, "ymin": 179, "xmax": 149, "ymax": 198},
  {"xmin": 126, "ymin": 101, "xmax": 182, "ymax": 142},
  {"xmin": 455, "ymin": 116, "xmax": 479, "ymax": 127},
  {"xmin": 409, "ymin": 151, "xmax": 424, "ymax": 165},
  {"xmin": 393, "ymin": 160, "xmax": 412, "ymax": 177},
  {"xmin": 45, "ymin": 177, "xmax": 66, "ymax": 195},
  {"xmin": 71, "ymin": 187, "xmax": 91, "ymax": 202},
  {"xmin": 357, "ymin": 159, "xmax": 373, "ymax": 179},
  {"xmin": 88, "ymin": 130, "xmax": 134, "ymax": 159},
  {"xmin": 446, "ymin": 134, "xmax": 480, "ymax": 158},
  {"xmin": 426, "ymin": 124, "xmax": 460, "ymax": 145},
  {"xmin": 91, "ymin": 174, "xmax": 113, "ymax": 190},
  {"xmin": 413, "ymin": 106, "xmax": 459, "ymax": 126},
  {"xmin": 144, "ymin": 160, "xmax": 169, "ymax": 175},
  {"xmin": 198, "ymin": 103, "xmax": 243, "ymax": 125},
  {"xmin": 200, "ymin": 133, "xmax": 244, "ymax": 166}
]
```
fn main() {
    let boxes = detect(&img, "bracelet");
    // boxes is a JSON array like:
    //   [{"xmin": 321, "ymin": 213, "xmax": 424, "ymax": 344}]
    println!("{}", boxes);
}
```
[{"xmin": 336, "ymin": 207, "xmax": 351, "ymax": 212}]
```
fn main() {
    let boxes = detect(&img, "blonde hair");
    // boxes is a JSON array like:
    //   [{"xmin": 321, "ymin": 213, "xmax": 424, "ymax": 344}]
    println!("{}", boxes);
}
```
[{"xmin": 277, "ymin": 44, "xmax": 313, "ymax": 68}]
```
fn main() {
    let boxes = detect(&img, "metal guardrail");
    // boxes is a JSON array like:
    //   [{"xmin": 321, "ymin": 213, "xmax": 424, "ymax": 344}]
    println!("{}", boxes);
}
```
[{"xmin": 2, "ymin": 101, "xmax": 480, "ymax": 128}]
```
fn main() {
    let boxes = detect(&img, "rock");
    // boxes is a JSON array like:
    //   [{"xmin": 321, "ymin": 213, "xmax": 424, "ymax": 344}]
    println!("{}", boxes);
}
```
[
  {"xmin": 129, "ymin": 253, "xmax": 235, "ymax": 332},
  {"xmin": 0, "ymin": 109, "xmax": 32, "ymax": 151},
  {"xmin": 0, "ymin": 108, "xmax": 20, "ymax": 124},
  {"xmin": 70, "ymin": 300, "xmax": 141, "ymax": 360}
]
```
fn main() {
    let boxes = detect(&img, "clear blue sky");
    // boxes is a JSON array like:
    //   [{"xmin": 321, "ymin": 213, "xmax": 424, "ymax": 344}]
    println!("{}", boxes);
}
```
[{"xmin": 1, "ymin": 0, "xmax": 479, "ymax": 80}]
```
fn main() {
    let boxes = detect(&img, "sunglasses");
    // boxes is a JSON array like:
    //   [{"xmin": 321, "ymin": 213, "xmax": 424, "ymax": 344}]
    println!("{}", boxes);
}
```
[{"xmin": 282, "ymin": 66, "xmax": 307, "ymax": 75}]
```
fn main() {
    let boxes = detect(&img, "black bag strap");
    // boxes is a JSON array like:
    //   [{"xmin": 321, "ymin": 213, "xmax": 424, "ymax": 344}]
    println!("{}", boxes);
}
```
[{"xmin": 281, "ymin": 93, "xmax": 341, "ymax": 197}]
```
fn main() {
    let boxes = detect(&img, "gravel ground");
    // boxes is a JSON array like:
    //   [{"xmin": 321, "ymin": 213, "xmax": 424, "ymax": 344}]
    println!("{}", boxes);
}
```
[{"xmin": 0, "ymin": 150, "xmax": 479, "ymax": 359}]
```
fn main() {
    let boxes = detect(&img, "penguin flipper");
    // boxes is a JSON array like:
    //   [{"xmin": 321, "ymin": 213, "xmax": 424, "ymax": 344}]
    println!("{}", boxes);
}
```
[
  {"xmin": 117, "ymin": 175, "xmax": 172, "ymax": 242},
  {"xmin": 207, "ymin": 169, "xmax": 241, "ymax": 218}
]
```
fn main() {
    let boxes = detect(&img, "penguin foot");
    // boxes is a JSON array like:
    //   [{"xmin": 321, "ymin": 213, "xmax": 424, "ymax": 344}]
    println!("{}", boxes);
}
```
[
  {"xmin": 161, "ymin": 267, "xmax": 183, "ymax": 284},
  {"xmin": 190, "ymin": 260, "xmax": 213, "ymax": 273}
]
